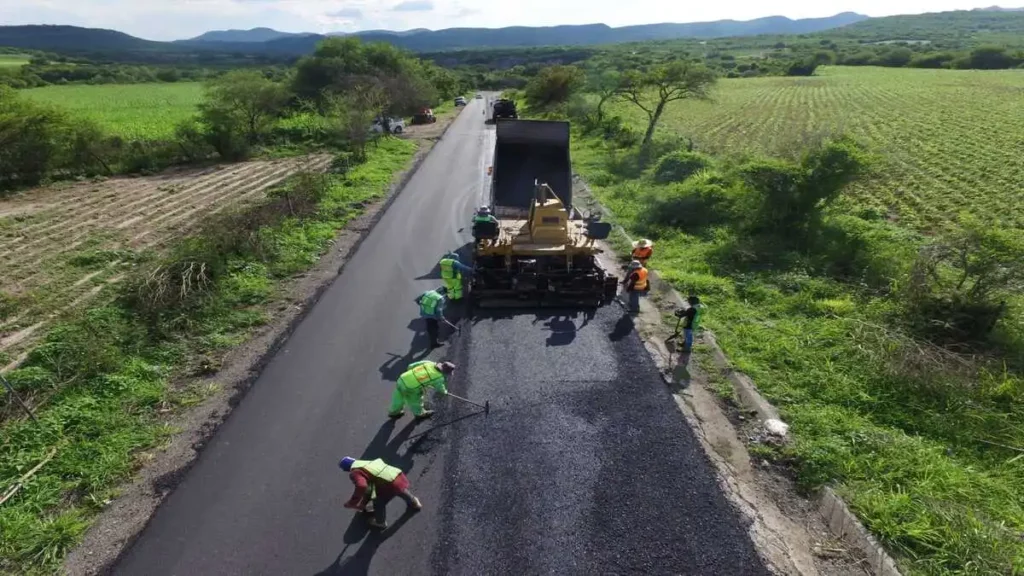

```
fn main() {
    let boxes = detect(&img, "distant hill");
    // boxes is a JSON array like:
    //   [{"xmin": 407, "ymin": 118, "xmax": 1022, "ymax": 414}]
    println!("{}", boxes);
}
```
[
  {"xmin": 186, "ymin": 27, "xmax": 313, "ymax": 43},
  {"xmin": 0, "ymin": 24, "xmax": 164, "ymax": 52},
  {"xmin": 972, "ymin": 6, "xmax": 1024, "ymax": 11},
  {"xmin": 254, "ymin": 13, "xmax": 869, "ymax": 54}
]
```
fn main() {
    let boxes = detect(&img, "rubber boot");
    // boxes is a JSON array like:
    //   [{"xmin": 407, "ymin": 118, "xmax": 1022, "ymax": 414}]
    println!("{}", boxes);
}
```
[
  {"xmin": 367, "ymin": 518, "xmax": 388, "ymax": 530},
  {"xmin": 415, "ymin": 410, "xmax": 435, "ymax": 421},
  {"xmin": 388, "ymin": 411, "xmax": 405, "ymax": 419},
  {"xmin": 409, "ymin": 496, "xmax": 423, "ymax": 511}
]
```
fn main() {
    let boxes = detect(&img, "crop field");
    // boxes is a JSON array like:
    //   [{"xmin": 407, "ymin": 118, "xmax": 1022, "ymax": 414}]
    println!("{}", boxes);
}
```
[
  {"xmin": 607, "ymin": 66, "xmax": 1024, "ymax": 231},
  {"xmin": 0, "ymin": 54, "xmax": 30, "ymax": 68},
  {"xmin": 22, "ymin": 82, "xmax": 204, "ymax": 140},
  {"xmin": 0, "ymin": 154, "xmax": 333, "ymax": 366}
]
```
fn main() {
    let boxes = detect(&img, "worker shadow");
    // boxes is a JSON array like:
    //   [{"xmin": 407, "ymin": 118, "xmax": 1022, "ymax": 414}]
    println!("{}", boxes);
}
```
[
  {"xmin": 357, "ymin": 419, "xmax": 420, "ymax": 471},
  {"xmin": 608, "ymin": 313, "xmax": 635, "ymax": 342},
  {"xmin": 378, "ymin": 320, "xmax": 433, "ymax": 382},
  {"xmin": 531, "ymin": 309, "xmax": 595, "ymax": 347},
  {"xmin": 315, "ymin": 509, "xmax": 417, "ymax": 576}
]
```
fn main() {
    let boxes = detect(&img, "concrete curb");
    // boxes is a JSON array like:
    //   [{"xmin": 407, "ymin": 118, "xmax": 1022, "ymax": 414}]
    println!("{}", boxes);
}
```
[
  {"xmin": 820, "ymin": 488, "xmax": 902, "ymax": 576},
  {"xmin": 575, "ymin": 177, "xmax": 903, "ymax": 576}
]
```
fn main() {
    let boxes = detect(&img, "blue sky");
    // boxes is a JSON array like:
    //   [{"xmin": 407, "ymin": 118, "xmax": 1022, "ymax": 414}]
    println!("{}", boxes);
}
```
[{"xmin": 0, "ymin": 1, "xmax": 1012, "ymax": 41}]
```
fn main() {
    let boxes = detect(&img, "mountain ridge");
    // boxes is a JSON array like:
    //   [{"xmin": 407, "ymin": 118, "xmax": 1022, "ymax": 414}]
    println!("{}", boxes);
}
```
[{"xmin": 0, "ymin": 13, "xmax": 870, "ymax": 55}]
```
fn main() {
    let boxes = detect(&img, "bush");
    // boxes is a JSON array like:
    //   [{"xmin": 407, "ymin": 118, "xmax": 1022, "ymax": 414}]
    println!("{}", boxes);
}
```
[
  {"xmin": 25, "ymin": 308, "xmax": 134, "ymax": 384},
  {"xmin": 785, "ymin": 59, "xmax": 819, "ymax": 76},
  {"xmin": 654, "ymin": 150, "xmax": 711, "ymax": 184},
  {"xmin": 524, "ymin": 65, "xmax": 585, "ymax": 110},
  {"xmin": 904, "ymin": 217, "xmax": 1024, "ymax": 344},
  {"xmin": 643, "ymin": 170, "xmax": 736, "ymax": 231}
]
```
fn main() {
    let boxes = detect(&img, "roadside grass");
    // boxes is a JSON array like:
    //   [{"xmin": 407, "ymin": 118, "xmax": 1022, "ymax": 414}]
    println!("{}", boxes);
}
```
[
  {"xmin": 0, "ymin": 137, "xmax": 417, "ymax": 574},
  {"xmin": 571, "ymin": 136, "xmax": 1024, "ymax": 575}
]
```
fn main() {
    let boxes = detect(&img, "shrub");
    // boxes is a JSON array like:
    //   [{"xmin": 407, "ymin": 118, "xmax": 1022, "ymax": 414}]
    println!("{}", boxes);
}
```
[
  {"xmin": 654, "ymin": 150, "xmax": 711, "ymax": 184},
  {"xmin": 642, "ymin": 170, "xmax": 736, "ymax": 231}
]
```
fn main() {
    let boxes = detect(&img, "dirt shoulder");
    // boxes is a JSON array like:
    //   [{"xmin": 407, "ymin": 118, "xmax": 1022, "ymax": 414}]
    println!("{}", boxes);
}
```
[{"xmin": 62, "ymin": 108, "xmax": 463, "ymax": 576}]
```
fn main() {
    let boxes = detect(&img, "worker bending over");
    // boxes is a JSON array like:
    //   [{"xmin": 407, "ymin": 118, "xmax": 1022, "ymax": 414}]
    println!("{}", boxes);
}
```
[
  {"xmin": 414, "ymin": 286, "xmax": 448, "ymax": 348},
  {"xmin": 340, "ymin": 457, "xmax": 422, "ymax": 530},
  {"xmin": 388, "ymin": 360, "xmax": 455, "ymax": 420},
  {"xmin": 439, "ymin": 252, "xmax": 474, "ymax": 301},
  {"xmin": 631, "ymin": 239, "xmax": 654, "ymax": 267},
  {"xmin": 622, "ymin": 260, "xmax": 649, "ymax": 314}
]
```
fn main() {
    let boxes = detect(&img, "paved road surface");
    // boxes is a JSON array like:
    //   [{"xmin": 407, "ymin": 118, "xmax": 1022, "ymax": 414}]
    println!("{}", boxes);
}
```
[{"xmin": 113, "ymin": 97, "xmax": 769, "ymax": 575}]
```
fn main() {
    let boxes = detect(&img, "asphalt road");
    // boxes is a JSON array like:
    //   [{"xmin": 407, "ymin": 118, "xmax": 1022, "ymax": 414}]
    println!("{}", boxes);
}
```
[{"xmin": 112, "ymin": 97, "xmax": 769, "ymax": 576}]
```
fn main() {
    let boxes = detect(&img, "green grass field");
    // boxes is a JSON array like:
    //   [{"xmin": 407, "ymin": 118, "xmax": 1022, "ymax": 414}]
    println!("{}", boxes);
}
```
[
  {"xmin": 581, "ymin": 65, "xmax": 1024, "ymax": 575},
  {"xmin": 607, "ymin": 66, "xmax": 1024, "ymax": 231},
  {"xmin": 0, "ymin": 54, "xmax": 30, "ymax": 68},
  {"xmin": 22, "ymin": 83, "xmax": 203, "ymax": 140}
]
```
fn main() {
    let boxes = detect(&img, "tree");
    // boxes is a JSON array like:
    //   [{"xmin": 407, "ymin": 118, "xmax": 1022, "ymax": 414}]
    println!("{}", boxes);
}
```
[
  {"xmin": 589, "ymin": 70, "xmax": 623, "ymax": 121},
  {"xmin": 524, "ymin": 65, "xmax": 585, "ymax": 110},
  {"xmin": 906, "ymin": 216, "xmax": 1024, "ymax": 342},
  {"xmin": 201, "ymin": 70, "xmax": 289, "ymax": 145},
  {"xmin": 620, "ymin": 61, "xmax": 715, "ymax": 148}
]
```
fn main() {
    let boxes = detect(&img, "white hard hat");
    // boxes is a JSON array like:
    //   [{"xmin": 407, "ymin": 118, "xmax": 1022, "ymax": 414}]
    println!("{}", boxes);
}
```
[{"xmin": 633, "ymin": 239, "xmax": 652, "ymax": 248}]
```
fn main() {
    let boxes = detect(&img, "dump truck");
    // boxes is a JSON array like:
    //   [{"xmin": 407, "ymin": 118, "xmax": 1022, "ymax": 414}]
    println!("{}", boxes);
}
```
[
  {"xmin": 470, "ymin": 120, "xmax": 618, "ymax": 308},
  {"xmin": 492, "ymin": 98, "xmax": 518, "ymax": 120}
]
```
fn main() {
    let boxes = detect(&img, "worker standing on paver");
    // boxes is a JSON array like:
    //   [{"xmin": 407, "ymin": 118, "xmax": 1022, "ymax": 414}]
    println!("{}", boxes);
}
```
[
  {"xmin": 621, "ymin": 260, "xmax": 649, "ymax": 314},
  {"xmin": 681, "ymin": 295, "xmax": 704, "ymax": 352},
  {"xmin": 414, "ymin": 286, "xmax": 448, "ymax": 348},
  {"xmin": 439, "ymin": 252, "xmax": 474, "ymax": 301},
  {"xmin": 340, "ymin": 457, "xmax": 423, "ymax": 530},
  {"xmin": 388, "ymin": 360, "xmax": 455, "ymax": 420},
  {"xmin": 631, "ymin": 239, "xmax": 654, "ymax": 267},
  {"xmin": 473, "ymin": 206, "xmax": 498, "ymax": 226}
]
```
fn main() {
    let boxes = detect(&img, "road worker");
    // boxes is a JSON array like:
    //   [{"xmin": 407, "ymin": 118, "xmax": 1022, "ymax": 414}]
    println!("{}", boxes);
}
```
[
  {"xmin": 622, "ymin": 260, "xmax": 649, "ymax": 314},
  {"xmin": 680, "ymin": 295, "xmax": 704, "ymax": 352},
  {"xmin": 388, "ymin": 360, "xmax": 455, "ymax": 420},
  {"xmin": 414, "ymin": 286, "xmax": 448, "ymax": 348},
  {"xmin": 631, "ymin": 239, "xmax": 653, "ymax": 267},
  {"xmin": 472, "ymin": 206, "xmax": 498, "ymax": 226},
  {"xmin": 439, "ymin": 252, "xmax": 474, "ymax": 301},
  {"xmin": 340, "ymin": 456, "xmax": 422, "ymax": 530}
]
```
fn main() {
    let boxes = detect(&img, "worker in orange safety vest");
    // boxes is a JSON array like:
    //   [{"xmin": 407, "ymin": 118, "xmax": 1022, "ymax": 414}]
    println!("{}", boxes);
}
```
[{"xmin": 622, "ymin": 260, "xmax": 649, "ymax": 314}]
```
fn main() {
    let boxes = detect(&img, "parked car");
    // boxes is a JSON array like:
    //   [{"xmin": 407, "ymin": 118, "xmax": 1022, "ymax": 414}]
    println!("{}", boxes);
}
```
[
  {"xmin": 370, "ymin": 117, "xmax": 405, "ymax": 134},
  {"xmin": 412, "ymin": 108, "xmax": 437, "ymax": 125},
  {"xmin": 475, "ymin": 93, "xmax": 483, "ymax": 99},
  {"xmin": 454, "ymin": 96, "xmax": 467, "ymax": 106}
]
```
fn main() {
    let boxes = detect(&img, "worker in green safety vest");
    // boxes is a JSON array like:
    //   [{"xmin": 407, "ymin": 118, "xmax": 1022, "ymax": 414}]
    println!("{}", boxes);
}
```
[
  {"xmin": 340, "ymin": 456, "xmax": 422, "ymax": 530},
  {"xmin": 682, "ymin": 295, "xmax": 704, "ymax": 352},
  {"xmin": 387, "ymin": 360, "xmax": 454, "ymax": 420},
  {"xmin": 414, "ymin": 286, "xmax": 448, "ymax": 348},
  {"xmin": 438, "ymin": 252, "xmax": 474, "ymax": 301}
]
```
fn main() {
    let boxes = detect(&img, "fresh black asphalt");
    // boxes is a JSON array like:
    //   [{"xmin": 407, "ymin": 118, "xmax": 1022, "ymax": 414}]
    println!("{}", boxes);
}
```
[{"xmin": 112, "ymin": 97, "xmax": 769, "ymax": 576}]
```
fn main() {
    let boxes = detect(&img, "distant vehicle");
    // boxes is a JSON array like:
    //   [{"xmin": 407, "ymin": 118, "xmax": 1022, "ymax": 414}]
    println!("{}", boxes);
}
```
[
  {"xmin": 412, "ymin": 108, "xmax": 437, "ymax": 125},
  {"xmin": 475, "ymin": 93, "xmax": 483, "ymax": 99},
  {"xmin": 370, "ymin": 117, "xmax": 405, "ymax": 134},
  {"xmin": 454, "ymin": 96, "xmax": 467, "ymax": 106},
  {"xmin": 492, "ymin": 98, "xmax": 518, "ymax": 120}
]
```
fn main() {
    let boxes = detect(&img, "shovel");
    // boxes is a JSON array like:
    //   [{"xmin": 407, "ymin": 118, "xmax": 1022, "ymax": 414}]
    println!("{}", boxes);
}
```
[{"xmin": 447, "ymin": 392, "xmax": 490, "ymax": 415}]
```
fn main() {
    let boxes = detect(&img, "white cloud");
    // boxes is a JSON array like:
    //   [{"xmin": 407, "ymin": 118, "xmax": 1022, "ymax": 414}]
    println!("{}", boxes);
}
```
[
  {"xmin": 0, "ymin": 0, "xmax": 1009, "ymax": 41},
  {"xmin": 392, "ymin": 0, "xmax": 435, "ymax": 11}
]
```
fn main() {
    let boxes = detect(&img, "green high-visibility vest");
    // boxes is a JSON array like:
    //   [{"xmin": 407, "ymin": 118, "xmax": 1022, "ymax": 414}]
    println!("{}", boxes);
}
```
[
  {"xmin": 692, "ymin": 304, "xmax": 704, "ymax": 331},
  {"xmin": 473, "ymin": 215, "xmax": 496, "ymax": 224},
  {"xmin": 440, "ymin": 258, "xmax": 459, "ymax": 280},
  {"xmin": 420, "ymin": 290, "xmax": 442, "ymax": 316},
  {"xmin": 350, "ymin": 458, "xmax": 402, "ymax": 483},
  {"xmin": 398, "ymin": 361, "xmax": 446, "ymax": 393}
]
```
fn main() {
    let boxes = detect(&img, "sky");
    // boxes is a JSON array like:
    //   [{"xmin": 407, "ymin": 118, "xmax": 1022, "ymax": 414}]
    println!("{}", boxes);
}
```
[{"xmin": 0, "ymin": 1, "xmax": 1015, "ymax": 41}]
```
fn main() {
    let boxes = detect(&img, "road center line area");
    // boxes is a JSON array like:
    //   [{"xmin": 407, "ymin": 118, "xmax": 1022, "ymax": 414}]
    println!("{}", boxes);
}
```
[{"xmin": 111, "ymin": 97, "xmax": 769, "ymax": 576}]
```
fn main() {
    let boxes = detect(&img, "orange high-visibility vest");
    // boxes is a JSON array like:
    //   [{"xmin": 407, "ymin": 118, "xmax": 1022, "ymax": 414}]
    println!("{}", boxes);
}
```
[
  {"xmin": 633, "ymin": 268, "xmax": 649, "ymax": 291},
  {"xmin": 632, "ymin": 246, "xmax": 652, "ymax": 260}
]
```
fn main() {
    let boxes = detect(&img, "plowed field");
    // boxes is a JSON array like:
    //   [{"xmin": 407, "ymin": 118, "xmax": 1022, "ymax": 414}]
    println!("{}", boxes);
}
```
[{"xmin": 0, "ymin": 154, "xmax": 333, "ymax": 365}]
